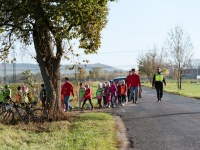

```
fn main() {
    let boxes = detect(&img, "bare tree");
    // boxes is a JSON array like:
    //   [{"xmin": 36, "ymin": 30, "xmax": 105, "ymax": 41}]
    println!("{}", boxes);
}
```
[
  {"xmin": 138, "ymin": 45, "xmax": 166, "ymax": 83},
  {"xmin": 166, "ymin": 26, "xmax": 193, "ymax": 89},
  {"xmin": 77, "ymin": 67, "xmax": 87, "ymax": 82}
]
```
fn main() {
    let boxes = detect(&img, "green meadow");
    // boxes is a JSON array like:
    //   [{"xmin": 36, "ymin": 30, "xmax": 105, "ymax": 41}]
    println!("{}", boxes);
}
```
[
  {"xmin": 142, "ymin": 81, "xmax": 200, "ymax": 99},
  {"xmin": 0, "ymin": 113, "xmax": 119, "ymax": 150}
]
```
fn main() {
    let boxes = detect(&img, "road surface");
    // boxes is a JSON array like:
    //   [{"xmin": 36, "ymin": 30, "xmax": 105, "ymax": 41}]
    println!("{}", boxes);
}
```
[{"xmin": 111, "ymin": 86, "xmax": 200, "ymax": 150}]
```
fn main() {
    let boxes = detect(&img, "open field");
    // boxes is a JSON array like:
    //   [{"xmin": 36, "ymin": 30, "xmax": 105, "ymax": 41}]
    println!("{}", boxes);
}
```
[{"xmin": 142, "ymin": 81, "xmax": 200, "ymax": 99}]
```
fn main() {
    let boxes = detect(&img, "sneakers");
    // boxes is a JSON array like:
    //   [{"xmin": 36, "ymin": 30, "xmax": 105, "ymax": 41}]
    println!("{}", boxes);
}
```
[
  {"xmin": 112, "ymin": 105, "xmax": 116, "ymax": 108},
  {"xmin": 99, "ymin": 105, "xmax": 102, "ymax": 109},
  {"xmin": 135, "ymin": 101, "xmax": 137, "ymax": 104},
  {"xmin": 157, "ymin": 99, "xmax": 161, "ymax": 102},
  {"xmin": 69, "ymin": 107, "xmax": 73, "ymax": 111}
]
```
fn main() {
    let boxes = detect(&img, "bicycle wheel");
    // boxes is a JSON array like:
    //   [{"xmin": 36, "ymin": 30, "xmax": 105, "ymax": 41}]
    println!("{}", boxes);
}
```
[
  {"xmin": 0, "ymin": 110, "xmax": 14, "ymax": 125},
  {"xmin": 26, "ymin": 108, "xmax": 48, "ymax": 123}
]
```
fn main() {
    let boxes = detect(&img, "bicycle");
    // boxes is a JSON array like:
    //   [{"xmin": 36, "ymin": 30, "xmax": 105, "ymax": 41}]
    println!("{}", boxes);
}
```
[{"xmin": 0, "ymin": 98, "xmax": 48, "ymax": 125}]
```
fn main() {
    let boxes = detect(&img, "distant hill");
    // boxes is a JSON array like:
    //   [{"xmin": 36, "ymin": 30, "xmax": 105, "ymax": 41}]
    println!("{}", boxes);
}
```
[{"xmin": 0, "ymin": 63, "xmax": 125, "ymax": 76}]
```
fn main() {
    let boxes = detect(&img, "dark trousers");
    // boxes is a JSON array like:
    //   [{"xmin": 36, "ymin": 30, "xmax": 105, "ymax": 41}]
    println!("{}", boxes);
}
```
[
  {"xmin": 82, "ymin": 99, "xmax": 93, "ymax": 109},
  {"xmin": 103, "ymin": 96, "xmax": 106, "ymax": 105},
  {"xmin": 98, "ymin": 99, "xmax": 102, "ymax": 108},
  {"xmin": 42, "ymin": 99, "xmax": 46, "ymax": 107},
  {"xmin": 121, "ymin": 95, "xmax": 126, "ymax": 103},
  {"xmin": 155, "ymin": 82, "xmax": 163, "ymax": 100},
  {"xmin": 118, "ymin": 96, "xmax": 122, "ymax": 104},
  {"xmin": 127, "ymin": 89, "xmax": 131, "ymax": 101}
]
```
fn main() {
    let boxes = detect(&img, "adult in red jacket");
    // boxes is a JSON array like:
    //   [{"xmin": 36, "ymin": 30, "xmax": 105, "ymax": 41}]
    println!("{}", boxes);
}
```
[
  {"xmin": 61, "ymin": 77, "xmax": 74, "ymax": 112},
  {"xmin": 126, "ymin": 71, "xmax": 132, "ymax": 102},
  {"xmin": 81, "ymin": 84, "xmax": 94, "ymax": 110},
  {"xmin": 129, "ymin": 68, "xmax": 142, "ymax": 104}
]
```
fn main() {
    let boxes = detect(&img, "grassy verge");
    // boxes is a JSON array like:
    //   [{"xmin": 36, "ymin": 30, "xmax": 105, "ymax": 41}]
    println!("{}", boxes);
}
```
[
  {"xmin": 0, "ymin": 113, "xmax": 118, "ymax": 150},
  {"xmin": 142, "ymin": 82, "xmax": 200, "ymax": 99}
]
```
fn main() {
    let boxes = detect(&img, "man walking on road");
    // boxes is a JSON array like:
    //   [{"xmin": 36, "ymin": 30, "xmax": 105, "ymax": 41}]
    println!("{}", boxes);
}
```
[
  {"xmin": 129, "ymin": 68, "xmax": 141, "ymax": 104},
  {"xmin": 152, "ymin": 67, "xmax": 166, "ymax": 102},
  {"xmin": 61, "ymin": 77, "xmax": 74, "ymax": 112}
]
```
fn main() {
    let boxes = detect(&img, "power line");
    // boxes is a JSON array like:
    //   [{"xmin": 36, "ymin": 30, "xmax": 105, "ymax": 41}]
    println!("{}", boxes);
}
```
[{"xmin": 77, "ymin": 50, "xmax": 145, "ymax": 55}]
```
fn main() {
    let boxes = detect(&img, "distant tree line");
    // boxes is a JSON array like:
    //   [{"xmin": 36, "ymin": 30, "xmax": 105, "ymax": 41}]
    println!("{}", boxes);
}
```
[
  {"xmin": 138, "ymin": 25, "xmax": 194, "ymax": 89},
  {"xmin": 0, "ymin": 67, "xmax": 129, "ymax": 84}
]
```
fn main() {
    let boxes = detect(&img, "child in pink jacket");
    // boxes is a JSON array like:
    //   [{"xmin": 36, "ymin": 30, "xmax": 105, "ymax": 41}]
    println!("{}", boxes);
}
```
[
  {"xmin": 110, "ymin": 81, "xmax": 117, "ymax": 108},
  {"xmin": 104, "ymin": 82, "xmax": 111, "ymax": 108}
]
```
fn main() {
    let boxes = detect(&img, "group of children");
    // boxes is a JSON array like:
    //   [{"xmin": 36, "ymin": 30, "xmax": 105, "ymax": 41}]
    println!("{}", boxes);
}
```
[
  {"xmin": 16, "ymin": 85, "xmax": 42, "ymax": 107},
  {"xmin": 78, "ymin": 80, "xmax": 128, "ymax": 111},
  {"xmin": 0, "ymin": 84, "xmax": 46, "ymax": 112}
]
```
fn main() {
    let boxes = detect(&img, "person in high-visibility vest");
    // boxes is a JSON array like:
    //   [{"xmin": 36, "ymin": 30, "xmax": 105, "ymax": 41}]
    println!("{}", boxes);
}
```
[
  {"xmin": 152, "ymin": 68, "xmax": 166, "ymax": 102},
  {"xmin": 79, "ymin": 83, "xmax": 85, "ymax": 109},
  {"xmin": 2, "ymin": 84, "xmax": 12, "ymax": 111},
  {"xmin": 96, "ymin": 83, "xmax": 104, "ymax": 109}
]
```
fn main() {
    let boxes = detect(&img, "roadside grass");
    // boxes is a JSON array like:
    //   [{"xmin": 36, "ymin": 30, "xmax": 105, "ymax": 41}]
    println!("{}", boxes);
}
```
[
  {"xmin": 142, "ymin": 82, "xmax": 200, "ymax": 99},
  {"xmin": 0, "ymin": 81, "xmax": 121, "ymax": 150},
  {"xmin": 0, "ymin": 112, "xmax": 118, "ymax": 150}
]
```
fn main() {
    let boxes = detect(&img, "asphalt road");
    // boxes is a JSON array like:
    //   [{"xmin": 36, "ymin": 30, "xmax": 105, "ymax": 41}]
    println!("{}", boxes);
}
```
[{"xmin": 111, "ymin": 86, "xmax": 200, "ymax": 150}]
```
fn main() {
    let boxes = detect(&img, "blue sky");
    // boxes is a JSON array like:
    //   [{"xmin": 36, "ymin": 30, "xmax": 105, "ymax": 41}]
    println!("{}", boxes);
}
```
[
  {"xmin": 78, "ymin": 0, "xmax": 200, "ymax": 70},
  {"xmin": 14, "ymin": 0, "xmax": 200, "ymax": 71}
]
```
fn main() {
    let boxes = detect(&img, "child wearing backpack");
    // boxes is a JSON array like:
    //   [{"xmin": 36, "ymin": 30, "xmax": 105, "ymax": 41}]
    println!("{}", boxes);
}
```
[
  {"xmin": 79, "ymin": 83, "xmax": 91, "ymax": 110},
  {"xmin": 110, "ymin": 81, "xmax": 117, "ymax": 108},
  {"xmin": 79, "ymin": 83, "xmax": 85, "ymax": 109},
  {"xmin": 2, "ymin": 85, "xmax": 11, "ymax": 111},
  {"xmin": 104, "ymin": 82, "xmax": 111, "ymax": 108},
  {"xmin": 102, "ymin": 82, "xmax": 106, "ymax": 107},
  {"xmin": 96, "ymin": 83, "xmax": 103, "ymax": 109},
  {"xmin": 40, "ymin": 84, "xmax": 46, "ymax": 108},
  {"xmin": 81, "ymin": 84, "xmax": 94, "ymax": 111}
]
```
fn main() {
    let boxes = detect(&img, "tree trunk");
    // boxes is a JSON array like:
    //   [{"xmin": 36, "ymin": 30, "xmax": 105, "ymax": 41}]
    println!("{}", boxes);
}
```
[
  {"xmin": 147, "ymin": 75, "xmax": 152, "ymax": 83},
  {"xmin": 33, "ymin": 24, "xmax": 63, "ymax": 117},
  {"xmin": 177, "ymin": 77, "xmax": 179, "ymax": 89}
]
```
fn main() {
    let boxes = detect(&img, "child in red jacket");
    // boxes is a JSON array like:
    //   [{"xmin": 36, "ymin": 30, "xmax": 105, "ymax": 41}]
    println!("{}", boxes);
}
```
[{"xmin": 81, "ymin": 84, "xmax": 94, "ymax": 111}]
